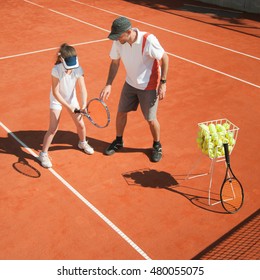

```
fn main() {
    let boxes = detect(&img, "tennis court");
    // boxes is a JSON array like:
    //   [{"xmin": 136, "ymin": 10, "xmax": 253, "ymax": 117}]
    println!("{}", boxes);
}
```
[{"xmin": 0, "ymin": 0, "xmax": 259, "ymax": 264}]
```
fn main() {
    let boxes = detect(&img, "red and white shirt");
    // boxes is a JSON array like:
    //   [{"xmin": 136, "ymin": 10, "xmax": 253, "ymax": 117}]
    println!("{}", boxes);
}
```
[{"xmin": 109, "ymin": 28, "xmax": 165, "ymax": 90}]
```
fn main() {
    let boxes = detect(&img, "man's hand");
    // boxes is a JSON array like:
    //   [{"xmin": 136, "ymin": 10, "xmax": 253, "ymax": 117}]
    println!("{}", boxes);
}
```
[
  {"xmin": 158, "ymin": 83, "xmax": 166, "ymax": 100},
  {"xmin": 100, "ymin": 84, "xmax": 112, "ymax": 100}
]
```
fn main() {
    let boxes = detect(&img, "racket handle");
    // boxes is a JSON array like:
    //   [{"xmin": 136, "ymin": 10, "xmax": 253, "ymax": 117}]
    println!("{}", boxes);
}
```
[
  {"xmin": 223, "ymin": 143, "xmax": 230, "ymax": 165},
  {"xmin": 74, "ymin": 108, "xmax": 81, "ymax": 114}
]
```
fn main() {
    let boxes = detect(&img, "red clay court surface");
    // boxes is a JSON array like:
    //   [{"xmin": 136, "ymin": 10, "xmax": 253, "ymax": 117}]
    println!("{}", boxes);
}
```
[{"xmin": 0, "ymin": 0, "xmax": 259, "ymax": 261}]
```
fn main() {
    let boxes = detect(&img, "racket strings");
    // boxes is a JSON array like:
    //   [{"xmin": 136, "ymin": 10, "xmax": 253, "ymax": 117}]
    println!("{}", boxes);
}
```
[
  {"xmin": 221, "ymin": 179, "xmax": 243, "ymax": 213},
  {"xmin": 87, "ymin": 100, "xmax": 110, "ymax": 128}
]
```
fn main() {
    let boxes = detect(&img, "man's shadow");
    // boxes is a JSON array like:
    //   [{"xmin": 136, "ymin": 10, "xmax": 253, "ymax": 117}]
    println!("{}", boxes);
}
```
[{"xmin": 122, "ymin": 168, "xmax": 226, "ymax": 214}]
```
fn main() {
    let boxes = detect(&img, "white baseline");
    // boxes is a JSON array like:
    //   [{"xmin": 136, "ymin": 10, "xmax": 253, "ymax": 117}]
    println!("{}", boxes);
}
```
[{"xmin": 0, "ymin": 121, "xmax": 152, "ymax": 260}]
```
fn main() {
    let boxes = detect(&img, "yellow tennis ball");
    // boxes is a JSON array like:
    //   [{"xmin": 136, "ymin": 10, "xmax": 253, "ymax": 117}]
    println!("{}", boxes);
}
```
[
  {"xmin": 209, "ymin": 123, "xmax": 216, "ymax": 133},
  {"xmin": 223, "ymin": 122, "xmax": 230, "ymax": 130}
]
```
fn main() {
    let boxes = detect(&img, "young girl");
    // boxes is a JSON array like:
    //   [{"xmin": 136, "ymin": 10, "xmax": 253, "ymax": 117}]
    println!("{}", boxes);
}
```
[{"xmin": 39, "ymin": 43, "xmax": 94, "ymax": 168}]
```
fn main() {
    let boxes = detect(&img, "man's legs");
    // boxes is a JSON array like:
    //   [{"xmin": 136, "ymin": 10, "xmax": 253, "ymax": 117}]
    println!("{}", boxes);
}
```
[{"xmin": 148, "ymin": 118, "xmax": 162, "ymax": 162}]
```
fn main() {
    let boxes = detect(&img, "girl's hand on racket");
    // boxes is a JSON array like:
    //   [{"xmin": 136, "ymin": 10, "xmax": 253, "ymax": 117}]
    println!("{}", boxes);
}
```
[
  {"xmin": 69, "ymin": 105, "xmax": 78, "ymax": 113},
  {"xmin": 100, "ymin": 85, "xmax": 111, "ymax": 101},
  {"xmin": 74, "ymin": 108, "xmax": 85, "ymax": 114}
]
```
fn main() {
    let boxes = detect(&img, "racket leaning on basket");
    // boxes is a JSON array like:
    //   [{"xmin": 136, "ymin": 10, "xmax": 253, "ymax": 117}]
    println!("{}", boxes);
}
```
[
  {"xmin": 220, "ymin": 143, "xmax": 244, "ymax": 214},
  {"xmin": 74, "ymin": 98, "xmax": 110, "ymax": 128}
]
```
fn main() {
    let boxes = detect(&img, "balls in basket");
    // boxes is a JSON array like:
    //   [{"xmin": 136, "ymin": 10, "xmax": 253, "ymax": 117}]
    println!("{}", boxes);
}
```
[{"xmin": 197, "ymin": 122, "xmax": 235, "ymax": 158}]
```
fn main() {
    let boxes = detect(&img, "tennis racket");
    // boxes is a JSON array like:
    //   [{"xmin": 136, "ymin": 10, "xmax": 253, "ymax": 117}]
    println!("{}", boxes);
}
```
[
  {"xmin": 74, "ymin": 98, "xmax": 110, "ymax": 128},
  {"xmin": 220, "ymin": 143, "xmax": 244, "ymax": 214}
]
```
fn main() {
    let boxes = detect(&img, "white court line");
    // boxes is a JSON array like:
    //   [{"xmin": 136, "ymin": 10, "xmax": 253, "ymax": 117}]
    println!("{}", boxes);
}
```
[
  {"xmin": 71, "ymin": 0, "xmax": 260, "ymax": 61},
  {"xmin": 14, "ymin": 0, "xmax": 259, "ymax": 89},
  {"xmin": 24, "ymin": 0, "xmax": 43, "ymax": 8},
  {"xmin": 0, "ymin": 121, "xmax": 151, "ymax": 260},
  {"xmin": 0, "ymin": 39, "xmax": 108, "ymax": 60},
  {"xmin": 168, "ymin": 52, "xmax": 260, "ymax": 89},
  {"xmin": 49, "ymin": 9, "xmax": 109, "ymax": 33},
  {"xmin": 25, "ymin": 0, "xmax": 109, "ymax": 32}
]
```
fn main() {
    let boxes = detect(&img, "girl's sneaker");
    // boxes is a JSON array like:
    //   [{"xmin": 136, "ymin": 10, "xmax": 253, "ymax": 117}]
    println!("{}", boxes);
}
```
[
  {"xmin": 78, "ymin": 141, "xmax": 94, "ymax": 155},
  {"xmin": 38, "ymin": 152, "xmax": 52, "ymax": 168}
]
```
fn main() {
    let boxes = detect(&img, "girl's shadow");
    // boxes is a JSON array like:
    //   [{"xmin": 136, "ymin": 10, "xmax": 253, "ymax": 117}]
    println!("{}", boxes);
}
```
[{"xmin": 0, "ymin": 130, "xmax": 109, "ymax": 177}]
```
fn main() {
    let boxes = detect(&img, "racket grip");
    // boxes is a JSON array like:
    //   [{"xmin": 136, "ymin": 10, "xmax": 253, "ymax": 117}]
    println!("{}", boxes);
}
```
[
  {"xmin": 74, "ymin": 108, "xmax": 81, "ymax": 114},
  {"xmin": 223, "ymin": 143, "xmax": 230, "ymax": 165}
]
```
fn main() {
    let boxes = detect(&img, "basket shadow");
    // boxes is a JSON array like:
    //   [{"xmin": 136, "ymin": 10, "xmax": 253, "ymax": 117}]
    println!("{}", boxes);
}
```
[{"xmin": 122, "ymin": 168, "xmax": 226, "ymax": 214}]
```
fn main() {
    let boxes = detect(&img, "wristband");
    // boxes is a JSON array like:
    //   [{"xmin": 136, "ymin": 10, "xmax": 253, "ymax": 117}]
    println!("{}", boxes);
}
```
[{"xmin": 160, "ymin": 79, "xmax": 167, "ymax": 84}]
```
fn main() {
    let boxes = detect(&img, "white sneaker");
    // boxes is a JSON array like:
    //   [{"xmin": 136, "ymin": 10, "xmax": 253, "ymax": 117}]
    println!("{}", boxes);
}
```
[
  {"xmin": 38, "ymin": 152, "xmax": 52, "ymax": 168},
  {"xmin": 78, "ymin": 141, "xmax": 94, "ymax": 155}
]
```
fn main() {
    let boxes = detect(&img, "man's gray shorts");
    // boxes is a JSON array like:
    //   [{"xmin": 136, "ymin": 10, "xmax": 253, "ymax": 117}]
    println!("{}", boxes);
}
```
[{"xmin": 118, "ymin": 82, "xmax": 158, "ymax": 121}]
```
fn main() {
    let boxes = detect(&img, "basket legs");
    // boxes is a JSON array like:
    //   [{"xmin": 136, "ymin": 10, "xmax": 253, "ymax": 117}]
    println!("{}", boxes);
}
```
[
  {"xmin": 186, "ymin": 156, "xmax": 222, "ymax": 206},
  {"xmin": 185, "ymin": 154, "xmax": 209, "ymax": 180}
]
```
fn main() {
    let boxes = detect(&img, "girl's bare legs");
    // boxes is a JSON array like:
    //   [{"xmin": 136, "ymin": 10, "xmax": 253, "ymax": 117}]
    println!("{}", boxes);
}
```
[
  {"xmin": 68, "ymin": 109, "xmax": 86, "ymax": 142},
  {"xmin": 42, "ymin": 109, "xmax": 61, "ymax": 152},
  {"xmin": 69, "ymin": 109, "xmax": 94, "ymax": 154},
  {"xmin": 39, "ymin": 109, "xmax": 61, "ymax": 168}
]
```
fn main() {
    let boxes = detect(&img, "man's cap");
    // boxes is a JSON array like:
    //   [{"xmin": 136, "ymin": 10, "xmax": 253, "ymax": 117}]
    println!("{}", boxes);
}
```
[
  {"xmin": 61, "ymin": 56, "xmax": 79, "ymax": 70},
  {"xmin": 108, "ymin": 17, "xmax": 132, "ymax": 40}
]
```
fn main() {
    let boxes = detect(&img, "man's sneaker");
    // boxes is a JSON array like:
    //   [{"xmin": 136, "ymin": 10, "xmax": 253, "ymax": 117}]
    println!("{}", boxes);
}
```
[
  {"xmin": 105, "ymin": 140, "xmax": 123, "ymax": 155},
  {"xmin": 38, "ymin": 152, "xmax": 52, "ymax": 168},
  {"xmin": 78, "ymin": 141, "xmax": 94, "ymax": 155},
  {"xmin": 151, "ymin": 145, "xmax": 162, "ymax": 162}
]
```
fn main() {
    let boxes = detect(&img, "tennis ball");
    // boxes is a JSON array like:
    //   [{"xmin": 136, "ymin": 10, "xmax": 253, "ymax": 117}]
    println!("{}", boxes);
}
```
[
  {"xmin": 196, "ymin": 137, "xmax": 203, "ymax": 144},
  {"xmin": 217, "ymin": 131, "xmax": 225, "ymax": 138},
  {"xmin": 209, "ymin": 123, "xmax": 216, "ymax": 133},
  {"xmin": 217, "ymin": 139, "xmax": 223, "ymax": 147},
  {"xmin": 222, "ymin": 137, "xmax": 229, "ymax": 144},
  {"xmin": 208, "ymin": 150, "xmax": 215, "ymax": 158},
  {"xmin": 211, "ymin": 132, "xmax": 218, "ymax": 141},
  {"xmin": 197, "ymin": 122, "xmax": 236, "ymax": 159},
  {"xmin": 229, "ymin": 138, "xmax": 235, "ymax": 146},
  {"xmin": 216, "ymin": 124, "xmax": 222, "ymax": 131},
  {"xmin": 226, "ymin": 131, "xmax": 234, "ymax": 140},
  {"xmin": 208, "ymin": 142, "xmax": 214, "ymax": 149},
  {"xmin": 200, "ymin": 124, "xmax": 209, "ymax": 130},
  {"xmin": 223, "ymin": 122, "xmax": 230, "ymax": 130}
]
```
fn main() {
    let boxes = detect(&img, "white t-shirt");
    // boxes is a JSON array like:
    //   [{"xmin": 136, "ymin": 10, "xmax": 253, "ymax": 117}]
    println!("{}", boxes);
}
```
[
  {"xmin": 50, "ymin": 63, "xmax": 84, "ymax": 110},
  {"xmin": 109, "ymin": 28, "xmax": 165, "ymax": 90}
]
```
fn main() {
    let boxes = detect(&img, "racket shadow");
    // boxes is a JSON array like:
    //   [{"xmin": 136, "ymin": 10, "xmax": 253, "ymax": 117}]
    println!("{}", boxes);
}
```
[
  {"xmin": 0, "ymin": 133, "xmax": 41, "ymax": 178},
  {"xmin": 122, "ymin": 168, "xmax": 227, "ymax": 214},
  {"xmin": 1, "ymin": 130, "xmax": 78, "ymax": 177},
  {"xmin": 1, "ymin": 129, "xmax": 120, "ymax": 178},
  {"xmin": 12, "ymin": 157, "xmax": 41, "ymax": 178}
]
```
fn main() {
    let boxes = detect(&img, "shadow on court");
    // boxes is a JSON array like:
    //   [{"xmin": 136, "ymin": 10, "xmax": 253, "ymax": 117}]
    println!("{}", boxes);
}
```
[
  {"xmin": 0, "ymin": 130, "xmax": 106, "ymax": 154},
  {"xmin": 0, "ymin": 130, "xmax": 88, "ymax": 178},
  {"xmin": 123, "ymin": 0, "xmax": 260, "ymax": 38},
  {"xmin": 0, "ymin": 130, "xmax": 152, "ymax": 176},
  {"xmin": 122, "ymin": 168, "xmax": 227, "ymax": 214}
]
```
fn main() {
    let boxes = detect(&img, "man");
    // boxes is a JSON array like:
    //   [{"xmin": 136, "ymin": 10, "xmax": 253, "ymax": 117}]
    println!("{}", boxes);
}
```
[{"xmin": 100, "ymin": 17, "xmax": 169, "ymax": 162}]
